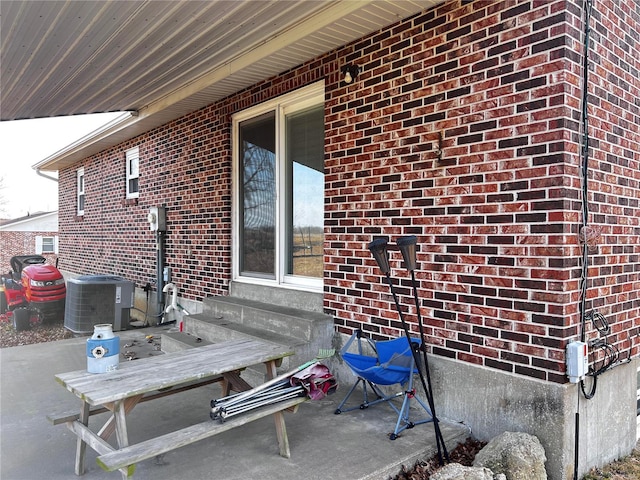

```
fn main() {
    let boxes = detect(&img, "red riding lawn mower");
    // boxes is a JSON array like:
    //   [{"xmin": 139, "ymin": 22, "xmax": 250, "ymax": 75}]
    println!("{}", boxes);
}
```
[{"xmin": 0, "ymin": 255, "xmax": 66, "ymax": 331}]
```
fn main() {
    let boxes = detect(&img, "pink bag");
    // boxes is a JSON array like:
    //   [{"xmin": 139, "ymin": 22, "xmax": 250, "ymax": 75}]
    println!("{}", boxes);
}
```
[{"xmin": 290, "ymin": 362, "xmax": 338, "ymax": 400}]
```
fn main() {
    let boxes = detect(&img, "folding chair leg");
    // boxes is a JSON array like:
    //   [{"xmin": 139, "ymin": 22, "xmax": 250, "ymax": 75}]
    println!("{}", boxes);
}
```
[
  {"xmin": 336, "ymin": 376, "xmax": 410, "ymax": 416},
  {"xmin": 334, "ymin": 377, "xmax": 387, "ymax": 414},
  {"xmin": 362, "ymin": 381, "xmax": 388, "ymax": 408},
  {"xmin": 390, "ymin": 390, "xmax": 433, "ymax": 440},
  {"xmin": 334, "ymin": 377, "xmax": 363, "ymax": 414}
]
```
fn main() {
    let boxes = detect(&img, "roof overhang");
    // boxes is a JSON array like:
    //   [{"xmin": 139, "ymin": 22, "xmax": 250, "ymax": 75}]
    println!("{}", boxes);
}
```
[
  {"xmin": 0, "ymin": 211, "xmax": 58, "ymax": 230},
  {"xmin": 1, "ymin": 0, "xmax": 443, "ymax": 172}
]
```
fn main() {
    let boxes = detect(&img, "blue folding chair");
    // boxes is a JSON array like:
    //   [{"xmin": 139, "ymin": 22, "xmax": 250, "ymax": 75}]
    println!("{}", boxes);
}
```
[{"xmin": 334, "ymin": 330, "xmax": 433, "ymax": 439}]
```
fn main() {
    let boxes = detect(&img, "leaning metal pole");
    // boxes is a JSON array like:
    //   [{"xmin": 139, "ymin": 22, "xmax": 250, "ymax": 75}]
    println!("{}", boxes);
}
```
[
  {"xmin": 368, "ymin": 238, "xmax": 447, "ymax": 464},
  {"xmin": 396, "ymin": 235, "xmax": 449, "ymax": 464}
]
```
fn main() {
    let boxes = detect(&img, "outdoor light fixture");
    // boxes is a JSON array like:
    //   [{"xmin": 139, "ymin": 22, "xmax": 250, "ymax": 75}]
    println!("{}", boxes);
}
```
[
  {"xmin": 342, "ymin": 64, "xmax": 360, "ymax": 84},
  {"xmin": 368, "ymin": 238, "xmax": 390, "ymax": 274}
]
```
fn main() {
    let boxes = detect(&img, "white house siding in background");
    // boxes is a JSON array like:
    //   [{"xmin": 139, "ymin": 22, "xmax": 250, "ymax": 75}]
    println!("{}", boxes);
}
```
[{"xmin": 0, "ymin": 211, "xmax": 59, "ymax": 267}]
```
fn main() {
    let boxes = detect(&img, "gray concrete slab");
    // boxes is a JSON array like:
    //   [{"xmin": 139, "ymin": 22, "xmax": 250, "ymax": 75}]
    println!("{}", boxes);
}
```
[{"xmin": 0, "ymin": 327, "xmax": 468, "ymax": 480}]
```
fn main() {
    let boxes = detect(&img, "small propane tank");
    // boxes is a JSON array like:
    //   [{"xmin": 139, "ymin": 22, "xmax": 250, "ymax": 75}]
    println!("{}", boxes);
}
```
[{"xmin": 87, "ymin": 324, "xmax": 120, "ymax": 373}]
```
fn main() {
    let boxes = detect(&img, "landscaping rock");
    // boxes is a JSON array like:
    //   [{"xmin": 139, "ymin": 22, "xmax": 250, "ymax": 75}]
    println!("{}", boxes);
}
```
[
  {"xmin": 473, "ymin": 431, "xmax": 547, "ymax": 480},
  {"xmin": 430, "ymin": 462, "xmax": 505, "ymax": 480}
]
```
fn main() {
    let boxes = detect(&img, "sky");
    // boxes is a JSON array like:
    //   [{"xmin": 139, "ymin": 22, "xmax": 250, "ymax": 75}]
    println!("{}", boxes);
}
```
[{"xmin": 0, "ymin": 112, "xmax": 123, "ymax": 219}]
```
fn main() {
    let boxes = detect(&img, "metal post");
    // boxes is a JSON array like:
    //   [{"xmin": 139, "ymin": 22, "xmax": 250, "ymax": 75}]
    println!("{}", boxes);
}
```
[{"xmin": 156, "ymin": 231, "xmax": 165, "ymax": 316}]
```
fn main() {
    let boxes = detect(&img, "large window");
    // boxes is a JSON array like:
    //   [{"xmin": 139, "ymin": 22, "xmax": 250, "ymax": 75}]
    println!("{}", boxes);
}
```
[{"xmin": 234, "ymin": 82, "xmax": 324, "ymax": 290}]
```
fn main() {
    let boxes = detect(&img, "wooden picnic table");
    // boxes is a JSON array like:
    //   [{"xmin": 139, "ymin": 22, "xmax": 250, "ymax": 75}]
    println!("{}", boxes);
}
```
[{"xmin": 50, "ymin": 338, "xmax": 304, "ymax": 479}]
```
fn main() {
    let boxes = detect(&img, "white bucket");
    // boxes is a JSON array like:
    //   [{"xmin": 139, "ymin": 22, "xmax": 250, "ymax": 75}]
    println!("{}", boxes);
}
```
[{"xmin": 86, "ymin": 324, "xmax": 120, "ymax": 373}]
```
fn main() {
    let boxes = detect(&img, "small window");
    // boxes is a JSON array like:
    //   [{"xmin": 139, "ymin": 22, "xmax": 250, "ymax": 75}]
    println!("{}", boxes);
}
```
[
  {"xmin": 126, "ymin": 147, "xmax": 139, "ymax": 199},
  {"xmin": 77, "ymin": 168, "xmax": 85, "ymax": 215},
  {"xmin": 36, "ymin": 236, "xmax": 58, "ymax": 254}
]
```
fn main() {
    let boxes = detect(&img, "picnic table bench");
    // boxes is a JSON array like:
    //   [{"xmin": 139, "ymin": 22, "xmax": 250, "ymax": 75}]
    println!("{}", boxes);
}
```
[{"xmin": 49, "ymin": 338, "xmax": 305, "ymax": 479}]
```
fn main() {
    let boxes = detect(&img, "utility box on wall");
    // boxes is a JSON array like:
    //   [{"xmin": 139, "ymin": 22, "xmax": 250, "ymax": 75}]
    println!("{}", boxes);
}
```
[{"xmin": 64, "ymin": 275, "xmax": 135, "ymax": 334}]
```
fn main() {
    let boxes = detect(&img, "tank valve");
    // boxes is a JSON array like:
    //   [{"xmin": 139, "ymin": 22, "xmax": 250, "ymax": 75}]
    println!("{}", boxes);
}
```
[{"xmin": 91, "ymin": 346, "xmax": 107, "ymax": 359}]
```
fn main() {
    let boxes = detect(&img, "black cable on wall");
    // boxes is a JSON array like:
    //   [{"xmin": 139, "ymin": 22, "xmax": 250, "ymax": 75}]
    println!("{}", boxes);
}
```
[
  {"xmin": 573, "ymin": 0, "xmax": 633, "ymax": 477},
  {"xmin": 577, "ymin": 0, "xmax": 631, "ymax": 402},
  {"xmin": 578, "ymin": 0, "xmax": 593, "ymax": 358},
  {"xmin": 574, "ymin": 0, "xmax": 594, "ymax": 478}
]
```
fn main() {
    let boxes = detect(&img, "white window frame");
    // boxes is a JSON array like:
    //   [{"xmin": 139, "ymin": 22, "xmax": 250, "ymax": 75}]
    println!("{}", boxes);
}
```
[
  {"xmin": 232, "ymin": 81, "xmax": 324, "ymax": 292},
  {"xmin": 77, "ymin": 168, "xmax": 85, "ymax": 216},
  {"xmin": 126, "ymin": 146, "xmax": 140, "ymax": 199},
  {"xmin": 36, "ymin": 236, "xmax": 58, "ymax": 254},
  {"xmin": 637, "ymin": 366, "xmax": 640, "ymax": 439}
]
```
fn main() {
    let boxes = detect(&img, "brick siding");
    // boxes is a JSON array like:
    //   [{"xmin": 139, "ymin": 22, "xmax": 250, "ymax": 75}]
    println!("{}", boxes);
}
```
[
  {"xmin": 325, "ymin": 0, "xmax": 639, "ymax": 384},
  {"xmin": 58, "ymin": 0, "xmax": 639, "ymax": 384},
  {"xmin": 0, "ymin": 231, "xmax": 59, "ymax": 271}
]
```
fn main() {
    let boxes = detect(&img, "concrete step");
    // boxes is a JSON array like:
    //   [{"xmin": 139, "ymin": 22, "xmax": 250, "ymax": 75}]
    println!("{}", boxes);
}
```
[
  {"xmin": 185, "ymin": 314, "xmax": 304, "ymax": 348},
  {"xmin": 161, "ymin": 331, "xmax": 212, "ymax": 354},
  {"xmin": 160, "ymin": 331, "xmax": 271, "ymax": 385},
  {"xmin": 172, "ymin": 295, "xmax": 336, "ymax": 385},
  {"xmin": 201, "ymin": 296, "xmax": 333, "ymax": 342},
  {"xmin": 184, "ymin": 314, "xmax": 310, "ymax": 370}
]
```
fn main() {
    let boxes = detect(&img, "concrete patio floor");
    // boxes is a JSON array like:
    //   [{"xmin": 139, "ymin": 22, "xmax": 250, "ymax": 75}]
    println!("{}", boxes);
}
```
[{"xmin": 0, "ymin": 326, "xmax": 468, "ymax": 480}]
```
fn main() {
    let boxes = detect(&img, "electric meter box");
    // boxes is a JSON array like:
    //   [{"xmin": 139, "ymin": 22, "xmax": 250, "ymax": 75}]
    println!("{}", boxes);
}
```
[
  {"xmin": 148, "ymin": 206, "xmax": 167, "ymax": 232},
  {"xmin": 566, "ymin": 341, "xmax": 588, "ymax": 383}
]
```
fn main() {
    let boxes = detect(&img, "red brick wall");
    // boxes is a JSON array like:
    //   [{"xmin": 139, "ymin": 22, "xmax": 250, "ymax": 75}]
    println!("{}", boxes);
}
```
[
  {"xmin": 58, "ymin": 54, "xmax": 334, "ymax": 300},
  {"xmin": 58, "ymin": 111, "xmax": 237, "ymax": 298},
  {"xmin": 58, "ymin": 0, "xmax": 640, "ymax": 384},
  {"xmin": 323, "ymin": 0, "xmax": 639, "ymax": 383},
  {"xmin": 583, "ymin": 0, "xmax": 640, "ymax": 367},
  {"xmin": 0, "ymin": 231, "xmax": 59, "ymax": 271}
]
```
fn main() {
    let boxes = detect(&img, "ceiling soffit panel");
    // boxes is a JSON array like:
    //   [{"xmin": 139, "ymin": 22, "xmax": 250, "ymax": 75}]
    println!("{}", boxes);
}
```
[
  {"xmin": 1, "ymin": 0, "xmax": 442, "ymax": 170},
  {"xmin": 2, "ymin": 0, "xmax": 335, "ymax": 119}
]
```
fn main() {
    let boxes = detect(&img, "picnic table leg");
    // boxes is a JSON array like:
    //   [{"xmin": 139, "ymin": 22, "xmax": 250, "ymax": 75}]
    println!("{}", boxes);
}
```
[
  {"xmin": 74, "ymin": 401, "xmax": 90, "ymax": 475},
  {"xmin": 113, "ymin": 400, "xmax": 132, "ymax": 479},
  {"xmin": 265, "ymin": 360, "xmax": 291, "ymax": 458},
  {"xmin": 99, "ymin": 395, "xmax": 143, "ymax": 440}
]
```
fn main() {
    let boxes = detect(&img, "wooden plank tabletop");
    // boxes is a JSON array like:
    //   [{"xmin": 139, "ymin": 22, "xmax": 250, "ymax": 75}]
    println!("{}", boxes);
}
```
[{"xmin": 55, "ymin": 339, "xmax": 294, "ymax": 406}]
